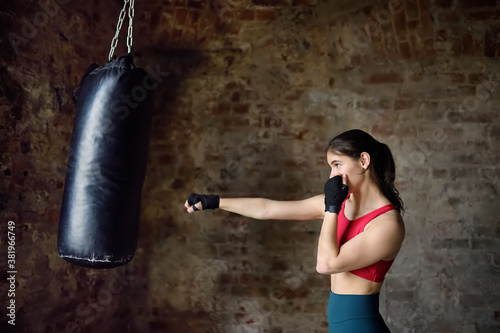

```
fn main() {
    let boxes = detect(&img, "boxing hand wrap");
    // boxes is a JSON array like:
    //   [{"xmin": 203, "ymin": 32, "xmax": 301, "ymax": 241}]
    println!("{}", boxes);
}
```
[
  {"xmin": 324, "ymin": 175, "xmax": 349, "ymax": 214},
  {"xmin": 188, "ymin": 193, "xmax": 220, "ymax": 211}
]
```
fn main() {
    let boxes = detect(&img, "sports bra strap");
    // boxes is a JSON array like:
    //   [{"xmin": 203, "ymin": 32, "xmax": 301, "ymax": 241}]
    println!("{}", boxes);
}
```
[{"xmin": 353, "ymin": 204, "xmax": 396, "ymax": 222}]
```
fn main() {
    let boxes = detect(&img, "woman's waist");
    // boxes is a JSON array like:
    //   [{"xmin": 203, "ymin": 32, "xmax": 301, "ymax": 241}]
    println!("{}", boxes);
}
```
[
  {"xmin": 330, "ymin": 271, "xmax": 383, "ymax": 295},
  {"xmin": 328, "ymin": 290, "xmax": 382, "ymax": 323}
]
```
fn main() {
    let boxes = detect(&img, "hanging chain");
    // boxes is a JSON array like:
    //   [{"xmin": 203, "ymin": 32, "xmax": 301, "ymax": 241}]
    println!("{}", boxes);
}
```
[
  {"xmin": 108, "ymin": 0, "xmax": 134, "ymax": 61},
  {"xmin": 127, "ymin": 0, "xmax": 135, "ymax": 53}
]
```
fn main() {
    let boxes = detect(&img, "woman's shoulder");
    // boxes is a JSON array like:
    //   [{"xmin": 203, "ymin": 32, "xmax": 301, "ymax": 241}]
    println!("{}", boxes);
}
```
[{"xmin": 365, "ymin": 205, "xmax": 405, "ymax": 235}]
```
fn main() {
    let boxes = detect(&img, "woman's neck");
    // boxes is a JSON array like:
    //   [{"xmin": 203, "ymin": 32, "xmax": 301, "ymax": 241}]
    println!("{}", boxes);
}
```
[{"xmin": 348, "ymin": 180, "xmax": 387, "ymax": 212}]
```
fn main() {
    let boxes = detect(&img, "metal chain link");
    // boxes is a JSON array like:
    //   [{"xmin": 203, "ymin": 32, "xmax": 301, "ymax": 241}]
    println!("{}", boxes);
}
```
[
  {"xmin": 127, "ymin": 0, "xmax": 135, "ymax": 53},
  {"xmin": 108, "ymin": 0, "xmax": 134, "ymax": 61}
]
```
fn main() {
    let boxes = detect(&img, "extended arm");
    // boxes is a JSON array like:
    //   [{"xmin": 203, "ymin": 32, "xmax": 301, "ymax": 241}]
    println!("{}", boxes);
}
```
[{"xmin": 185, "ymin": 195, "xmax": 325, "ymax": 221}]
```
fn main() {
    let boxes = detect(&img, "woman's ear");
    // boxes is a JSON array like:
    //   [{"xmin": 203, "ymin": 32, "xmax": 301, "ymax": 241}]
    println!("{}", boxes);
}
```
[{"xmin": 359, "ymin": 152, "xmax": 371, "ymax": 170}]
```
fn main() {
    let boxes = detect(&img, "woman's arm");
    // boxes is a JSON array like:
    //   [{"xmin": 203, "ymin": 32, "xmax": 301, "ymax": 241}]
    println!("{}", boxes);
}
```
[
  {"xmin": 316, "ymin": 210, "xmax": 404, "ymax": 275},
  {"xmin": 185, "ymin": 195, "xmax": 325, "ymax": 221},
  {"xmin": 316, "ymin": 212, "xmax": 340, "ymax": 274}
]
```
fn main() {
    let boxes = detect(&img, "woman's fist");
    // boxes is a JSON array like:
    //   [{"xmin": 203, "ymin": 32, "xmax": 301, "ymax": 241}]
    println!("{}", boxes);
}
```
[
  {"xmin": 324, "ymin": 175, "xmax": 349, "ymax": 214},
  {"xmin": 184, "ymin": 193, "xmax": 220, "ymax": 213}
]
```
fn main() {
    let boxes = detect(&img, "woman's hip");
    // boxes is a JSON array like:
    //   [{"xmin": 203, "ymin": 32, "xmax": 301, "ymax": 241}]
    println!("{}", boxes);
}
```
[{"xmin": 328, "ymin": 291, "xmax": 390, "ymax": 333}]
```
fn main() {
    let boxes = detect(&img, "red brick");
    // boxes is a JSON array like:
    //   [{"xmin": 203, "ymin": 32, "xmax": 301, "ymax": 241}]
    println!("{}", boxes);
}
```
[
  {"xmin": 357, "ymin": 100, "xmax": 377, "ymax": 109},
  {"xmin": 404, "ymin": 0, "xmax": 420, "ymax": 20},
  {"xmin": 419, "ymin": 101, "xmax": 439, "ymax": 118},
  {"xmin": 292, "ymin": 0, "xmax": 317, "ymax": 6},
  {"xmin": 371, "ymin": 125, "xmax": 393, "ymax": 136},
  {"xmin": 239, "ymin": 273, "xmax": 261, "ymax": 285},
  {"xmin": 285, "ymin": 89, "xmax": 304, "ymax": 101},
  {"xmin": 393, "ymin": 125, "xmax": 417, "ymax": 137},
  {"xmin": 435, "ymin": 0, "xmax": 453, "ymax": 7},
  {"xmin": 231, "ymin": 91, "xmax": 241, "ymax": 102},
  {"xmin": 188, "ymin": 10, "xmax": 201, "ymax": 25},
  {"xmin": 439, "ymin": 12, "xmax": 459, "ymax": 22},
  {"xmin": 370, "ymin": 5, "xmax": 393, "ymax": 26},
  {"xmin": 460, "ymin": 0, "xmax": 496, "ymax": 8},
  {"xmin": 467, "ymin": 10, "xmax": 500, "ymax": 20},
  {"xmin": 458, "ymin": 85, "xmax": 477, "ymax": 95},
  {"xmin": 433, "ymin": 168, "xmax": 448, "ymax": 178},
  {"xmin": 386, "ymin": 0, "xmax": 403, "ymax": 15},
  {"xmin": 484, "ymin": 30, "xmax": 497, "ymax": 58},
  {"xmin": 285, "ymin": 63, "xmax": 305, "ymax": 73},
  {"xmin": 271, "ymin": 260, "xmax": 288, "ymax": 271},
  {"xmin": 245, "ymin": 90, "xmax": 259, "ymax": 100},
  {"xmin": 233, "ymin": 103, "xmax": 250, "ymax": 114},
  {"xmin": 366, "ymin": 72, "xmax": 404, "ymax": 84},
  {"xmin": 225, "ymin": 81, "xmax": 239, "ymax": 90},
  {"xmin": 171, "ymin": 28, "xmax": 184, "ymax": 45},
  {"xmin": 409, "ymin": 33, "xmax": 424, "ymax": 58},
  {"xmin": 362, "ymin": 5, "xmax": 374, "ymax": 16},
  {"xmin": 468, "ymin": 73, "xmax": 487, "ymax": 84},
  {"xmin": 420, "ymin": 11, "xmax": 434, "ymax": 40},
  {"xmin": 398, "ymin": 41, "xmax": 412, "ymax": 58},
  {"xmin": 394, "ymin": 99, "xmax": 413, "ymax": 110},
  {"xmin": 231, "ymin": 286, "xmax": 269, "ymax": 297},
  {"xmin": 164, "ymin": 0, "xmax": 185, "ymax": 7},
  {"xmin": 149, "ymin": 10, "xmax": 162, "ymax": 28},
  {"xmin": 255, "ymin": 9, "xmax": 277, "ymax": 21},
  {"xmin": 253, "ymin": 0, "xmax": 290, "ymax": 6},
  {"xmin": 264, "ymin": 170, "xmax": 282, "ymax": 178},
  {"xmin": 158, "ymin": 154, "xmax": 174, "ymax": 164},
  {"xmin": 349, "ymin": 54, "xmax": 363, "ymax": 67},
  {"xmin": 462, "ymin": 34, "xmax": 482, "ymax": 56},
  {"xmin": 383, "ymin": 34, "xmax": 400, "ymax": 62},
  {"xmin": 369, "ymin": 42, "xmax": 387, "ymax": 64},
  {"xmin": 451, "ymin": 74, "xmax": 468, "ymax": 84},
  {"xmin": 302, "ymin": 302, "xmax": 325, "ymax": 314},
  {"xmin": 451, "ymin": 37, "xmax": 462, "ymax": 56},
  {"xmin": 366, "ymin": 27, "xmax": 383, "ymax": 44},
  {"xmin": 205, "ymin": 153, "xmax": 222, "ymax": 163},
  {"xmin": 407, "ymin": 20, "xmax": 419, "ymax": 31},
  {"xmin": 182, "ymin": 29, "xmax": 197, "ymax": 47},
  {"xmin": 187, "ymin": 0, "xmax": 204, "ymax": 9},
  {"xmin": 176, "ymin": 9, "xmax": 188, "ymax": 25},
  {"xmin": 392, "ymin": 10, "xmax": 408, "ymax": 41},
  {"xmin": 161, "ymin": 9, "xmax": 176, "ymax": 24},
  {"xmin": 217, "ymin": 103, "xmax": 231, "ymax": 113},
  {"xmin": 239, "ymin": 9, "xmax": 255, "ymax": 20},
  {"xmin": 350, "ymin": 85, "xmax": 368, "ymax": 95}
]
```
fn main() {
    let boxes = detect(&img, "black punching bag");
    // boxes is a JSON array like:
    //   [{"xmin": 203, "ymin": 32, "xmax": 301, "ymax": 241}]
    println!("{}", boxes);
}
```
[{"xmin": 58, "ymin": 53, "xmax": 154, "ymax": 268}]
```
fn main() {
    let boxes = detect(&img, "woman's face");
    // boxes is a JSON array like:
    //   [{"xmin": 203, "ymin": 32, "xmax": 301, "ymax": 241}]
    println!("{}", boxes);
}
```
[{"xmin": 326, "ymin": 150, "xmax": 367, "ymax": 191}]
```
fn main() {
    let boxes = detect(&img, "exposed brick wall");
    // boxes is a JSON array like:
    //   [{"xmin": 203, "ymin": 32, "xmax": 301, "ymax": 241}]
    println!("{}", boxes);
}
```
[{"xmin": 0, "ymin": 0, "xmax": 499, "ymax": 332}]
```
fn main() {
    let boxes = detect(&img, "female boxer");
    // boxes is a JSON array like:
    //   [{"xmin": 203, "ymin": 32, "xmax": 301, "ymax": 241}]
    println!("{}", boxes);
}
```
[{"xmin": 184, "ymin": 129, "xmax": 405, "ymax": 332}]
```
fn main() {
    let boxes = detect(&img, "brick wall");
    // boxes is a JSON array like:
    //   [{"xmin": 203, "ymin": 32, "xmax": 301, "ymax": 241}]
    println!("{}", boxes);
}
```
[{"xmin": 0, "ymin": 0, "xmax": 499, "ymax": 332}]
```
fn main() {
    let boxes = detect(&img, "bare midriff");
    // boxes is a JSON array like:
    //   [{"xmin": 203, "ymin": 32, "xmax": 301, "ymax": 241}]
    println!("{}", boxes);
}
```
[{"xmin": 330, "ymin": 271, "xmax": 383, "ymax": 295}]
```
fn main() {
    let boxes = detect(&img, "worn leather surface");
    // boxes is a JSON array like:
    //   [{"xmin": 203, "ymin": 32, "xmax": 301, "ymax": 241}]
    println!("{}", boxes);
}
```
[{"xmin": 58, "ymin": 54, "xmax": 154, "ymax": 268}]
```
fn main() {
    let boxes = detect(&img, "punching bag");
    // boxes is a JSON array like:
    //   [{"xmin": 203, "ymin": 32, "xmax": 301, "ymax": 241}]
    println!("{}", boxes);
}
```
[{"xmin": 58, "ymin": 53, "xmax": 154, "ymax": 268}]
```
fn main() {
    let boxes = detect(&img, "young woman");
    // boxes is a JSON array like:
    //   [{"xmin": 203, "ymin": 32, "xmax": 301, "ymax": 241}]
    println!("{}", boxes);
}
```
[{"xmin": 184, "ymin": 129, "xmax": 405, "ymax": 332}]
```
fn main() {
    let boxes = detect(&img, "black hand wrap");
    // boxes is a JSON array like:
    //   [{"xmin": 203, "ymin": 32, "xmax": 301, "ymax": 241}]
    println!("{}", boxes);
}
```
[
  {"xmin": 187, "ymin": 193, "xmax": 220, "ymax": 210},
  {"xmin": 324, "ymin": 175, "xmax": 349, "ymax": 214}
]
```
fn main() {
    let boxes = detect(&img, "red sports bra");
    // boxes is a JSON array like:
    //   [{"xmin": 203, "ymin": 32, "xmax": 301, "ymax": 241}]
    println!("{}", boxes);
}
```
[{"xmin": 337, "ymin": 199, "xmax": 396, "ymax": 282}]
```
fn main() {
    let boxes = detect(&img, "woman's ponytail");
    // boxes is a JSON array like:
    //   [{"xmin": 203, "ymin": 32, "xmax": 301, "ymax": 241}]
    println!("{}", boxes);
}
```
[{"xmin": 375, "ymin": 142, "xmax": 404, "ymax": 214}]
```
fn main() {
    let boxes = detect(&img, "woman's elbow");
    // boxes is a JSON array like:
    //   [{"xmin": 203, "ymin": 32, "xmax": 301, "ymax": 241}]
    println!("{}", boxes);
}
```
[{"xmin": 316, "ymin": 261, "xmax": 340, "ymax": 275}]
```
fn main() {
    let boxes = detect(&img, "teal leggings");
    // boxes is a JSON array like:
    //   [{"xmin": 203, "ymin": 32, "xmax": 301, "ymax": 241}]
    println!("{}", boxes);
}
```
[{"xmin": 328, "ymin": 291, "xmax": 391, "ymax": 333}]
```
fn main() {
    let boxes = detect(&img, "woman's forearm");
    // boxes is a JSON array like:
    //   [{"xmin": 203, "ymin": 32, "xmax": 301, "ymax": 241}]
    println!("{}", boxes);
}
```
[
  {"xmin": 316, "ymin": 212, "xmax": 340, "ymax": 274},
  {"xmin": 219, "ymin": 198, "xmax": 270, "ymax": 220}
]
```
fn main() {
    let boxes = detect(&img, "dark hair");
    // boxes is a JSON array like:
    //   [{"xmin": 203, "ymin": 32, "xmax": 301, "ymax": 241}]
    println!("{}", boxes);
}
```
[{"xmin": 327, "ymin": 129, "xmax": 404, "ymax": 214}]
